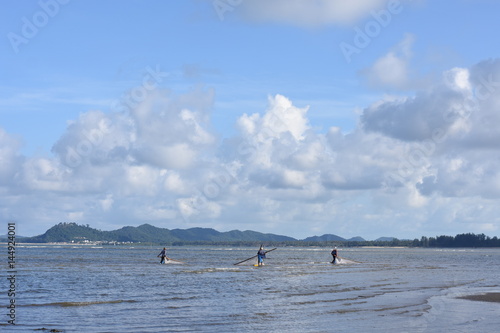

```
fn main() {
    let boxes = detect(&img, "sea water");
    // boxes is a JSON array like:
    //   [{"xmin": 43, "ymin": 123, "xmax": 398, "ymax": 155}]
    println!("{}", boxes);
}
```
[{"xmin": 1, "ymin": 246, "xmax": 499, "ymax": 332}]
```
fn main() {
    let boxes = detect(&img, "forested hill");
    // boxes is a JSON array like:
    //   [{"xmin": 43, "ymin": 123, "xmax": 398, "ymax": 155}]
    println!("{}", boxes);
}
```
[
  {"xmin": 21, "ymin": 222, "xmax": 297, "ymax": 244},
  {"xmin": 302, "ymin": 234, "xmax": 366, "ymax": 242}
]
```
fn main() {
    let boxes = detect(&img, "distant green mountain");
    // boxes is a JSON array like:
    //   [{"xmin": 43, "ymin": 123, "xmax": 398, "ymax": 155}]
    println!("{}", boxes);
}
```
[
  {"xmin": 301, "ymin": 234, "xmax": 346, "ymax": 242},
  {"xmin": 375, "ymin": 237, "xmax": 395, "ymax": 242},
  {"xmin": 21, "ymin": 222, "xmax": 296, "ymax": 244},
  {"xmin": 25, "ymin": 223, "xmax": 109, "ymax": 243},
  {"xmin": 347, "ymin": 236, "xmax": 366, "ymax": 242}
]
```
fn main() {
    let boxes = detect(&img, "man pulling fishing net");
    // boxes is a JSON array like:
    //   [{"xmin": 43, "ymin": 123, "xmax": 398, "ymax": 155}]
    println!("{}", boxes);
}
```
[
  {"xmin": 257, "ymin": 245, "xmax": 266, "ymax": 266},
  {"xmin": 331, "ymin": 247, "xmax": 339, "ymax": 264}
]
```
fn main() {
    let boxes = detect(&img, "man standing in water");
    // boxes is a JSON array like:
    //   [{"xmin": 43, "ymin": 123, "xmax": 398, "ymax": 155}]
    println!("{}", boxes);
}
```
[
  {"xmin": 257, "ymin": 245, "xmax": 266, "ymax": 266},
  {"xmin": 158, "ymin": 247, "xmax": 167, "ymax": 264},
  {"xmin": 331, "ymin": 247, "xmax": 338, "ymax": 263}
]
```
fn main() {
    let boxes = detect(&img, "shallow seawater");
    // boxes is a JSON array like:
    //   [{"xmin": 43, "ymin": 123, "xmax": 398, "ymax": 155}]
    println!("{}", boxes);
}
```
[{"xmin": 2, "ymin": 246, "xmax": 499, "ymax": 332}]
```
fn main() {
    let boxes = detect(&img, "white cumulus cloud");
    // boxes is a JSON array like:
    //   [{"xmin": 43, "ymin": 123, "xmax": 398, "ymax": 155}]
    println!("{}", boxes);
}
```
[
  {"xmin": 2, "ymin": 59, "xmax": 500, "ymax": 238},
  {"xmin": 361, "ymin": 34, "xmax": 415, "ymax": 89},
  {"xmin": 238, "ymin": 0, "xmax": 395, "ymax": 27}
]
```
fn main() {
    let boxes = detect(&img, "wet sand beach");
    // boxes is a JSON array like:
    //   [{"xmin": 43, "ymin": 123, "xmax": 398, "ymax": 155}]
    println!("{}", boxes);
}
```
[{"xmin": 458, "ymin": 292, "xmax": 500, "ymax": 303}]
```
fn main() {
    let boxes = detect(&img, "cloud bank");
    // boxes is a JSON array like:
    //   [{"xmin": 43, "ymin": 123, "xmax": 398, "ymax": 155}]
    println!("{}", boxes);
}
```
[{"xmin": 2, "ymin": 59, "xmax": 500, "ymax": 238}]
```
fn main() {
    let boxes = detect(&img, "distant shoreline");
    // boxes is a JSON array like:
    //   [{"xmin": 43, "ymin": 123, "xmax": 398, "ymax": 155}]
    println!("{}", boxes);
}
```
[
  {"xmin": 359, "ymin": 246, "xmax": 408, "ymax": 249},
  {"xmin": 2, "ymin": 242, "xmax": 108, "ymax": 246},
  {"xmin": 10, "ymin": 222, "xmax": 500, "ymax": 248},
  {"xmin": 4, "ymin": 242, "xmax": 500, "ymax": 250}
]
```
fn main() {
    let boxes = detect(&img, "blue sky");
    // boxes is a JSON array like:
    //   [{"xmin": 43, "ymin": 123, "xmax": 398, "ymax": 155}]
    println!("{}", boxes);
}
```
[{"xmin": 1, "ymin": 0, "xmax": 500, "ymax": 239}]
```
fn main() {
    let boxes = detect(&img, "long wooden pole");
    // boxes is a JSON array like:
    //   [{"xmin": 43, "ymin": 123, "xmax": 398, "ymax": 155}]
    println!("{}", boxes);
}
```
[{"xmin": 234, "ymin": 248, "xmax": 277, "ymax": 265}]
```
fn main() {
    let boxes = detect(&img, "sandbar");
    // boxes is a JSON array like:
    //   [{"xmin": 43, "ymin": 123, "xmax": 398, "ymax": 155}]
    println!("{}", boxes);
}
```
[{"xmin": 458, "ymin": 292, "xmax": 500, "ymax": 303}]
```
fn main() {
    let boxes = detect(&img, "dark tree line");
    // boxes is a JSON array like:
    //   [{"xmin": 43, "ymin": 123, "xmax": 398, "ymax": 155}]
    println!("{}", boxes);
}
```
[
  {"xmin": 415, "ymin": 233, "xmax": 500, "ymax": 247},
  {"xmin": 278, "ymin": 233, "xmax": 500, "ymax": 248}
]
